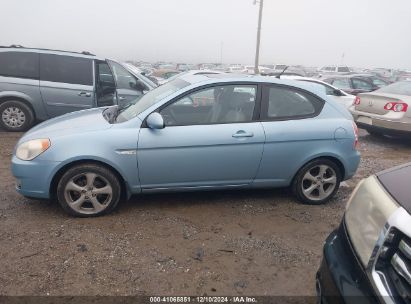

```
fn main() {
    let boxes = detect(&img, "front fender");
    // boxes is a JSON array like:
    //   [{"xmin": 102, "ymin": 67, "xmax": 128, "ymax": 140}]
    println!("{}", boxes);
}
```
[
  {"xmin": 47, "ymin": 155, "xmax": 139, "ymax": 197},
  {"xmin": 39, "ymin": 126, "xmax": 142, "ymax": 196}
]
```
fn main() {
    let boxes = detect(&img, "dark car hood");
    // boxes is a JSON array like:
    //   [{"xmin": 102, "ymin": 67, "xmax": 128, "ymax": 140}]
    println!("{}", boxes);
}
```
[
  {"xmin": 377, "ymin": 162, "xmax": 411, "ymax": 214},
  {"xmin": 21, "ymin": 108, "xmax": 111, "ymax": 141}
]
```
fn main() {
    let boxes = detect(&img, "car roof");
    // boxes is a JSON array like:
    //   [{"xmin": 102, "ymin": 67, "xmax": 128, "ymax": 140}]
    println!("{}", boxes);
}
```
[
  {"xmin": 177, "ymin": 73, "xmax": 326, "ymax": 96},
  {"xmin": 0, "ymin": 45, "xmax": 102, "ymax": 60}
]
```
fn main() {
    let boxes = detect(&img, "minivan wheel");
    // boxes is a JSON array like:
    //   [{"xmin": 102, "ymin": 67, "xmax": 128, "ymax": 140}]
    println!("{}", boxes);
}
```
[
  {"xmin": 0, "ymin": 100, "xmax": 34, "ymax": 131},
  {"xmin": 56, "ymin": 164, "xmax": 121, "ymax": 217},
  {"xmin": 292, "ymin": 159, "xmax": 341, "ymax": 205}
]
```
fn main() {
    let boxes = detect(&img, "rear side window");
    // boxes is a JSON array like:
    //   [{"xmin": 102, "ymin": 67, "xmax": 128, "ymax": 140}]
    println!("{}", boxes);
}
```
[
  {"xmin": 262, "ymin": 86, "xmax": 323, "ymax": 120},
  {"xmin": 352, "ymin": 78, "xmax": 373, "ymax": 90},
  {"xmin": 331, "ymin": 78, "xmax": 351, "ymax": 90},
  {"xmin": 40, "ymin": 54, "xmax": 93, "ymax": 85},
  {"xmin": 0, "ymin": 51, "xmax": 39, "ymax": 79}
]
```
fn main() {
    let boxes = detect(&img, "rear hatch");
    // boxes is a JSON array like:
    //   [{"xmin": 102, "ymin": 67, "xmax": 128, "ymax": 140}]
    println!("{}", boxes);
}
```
[{"xmin": 354, "ymin": 92, "xmax": 407, "ymax": 115}]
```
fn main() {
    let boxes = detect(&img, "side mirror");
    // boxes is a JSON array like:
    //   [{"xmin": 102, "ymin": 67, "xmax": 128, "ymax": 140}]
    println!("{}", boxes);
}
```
[
  {"xmin": 132, "ymin": 80, "xmax": 147, "ymax": 92},
  {"xmin": 146, "ymin": 112, "xmax": 165, "ymax": 129}
]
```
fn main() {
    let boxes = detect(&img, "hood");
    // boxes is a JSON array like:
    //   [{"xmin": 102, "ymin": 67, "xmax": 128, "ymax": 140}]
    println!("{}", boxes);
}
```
[
  {"xmin": 22, "ymin": 108, "xmax": 112, "ymax": 141},
  {"xmin": 377, "ymin": 162, "xmax": 411, "ymax": 214}
]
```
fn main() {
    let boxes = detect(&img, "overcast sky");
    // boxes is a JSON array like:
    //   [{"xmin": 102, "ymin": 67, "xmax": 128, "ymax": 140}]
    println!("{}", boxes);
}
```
[{"xmin": 1, "ymin": 0, "xmax": 410, "ymax": 69}]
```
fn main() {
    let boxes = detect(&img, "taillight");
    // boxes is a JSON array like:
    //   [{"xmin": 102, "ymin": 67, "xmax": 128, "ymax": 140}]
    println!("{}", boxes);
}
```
[
  {"xmin": 353, "ymin": 96, "xmax": 361, "ymax": 105},
  {"xmin": 384, "ymin": 101, "xmax": 408, "ymax": 112},
  {"xmin": 352, "ymin": 122, "xmax": 359, "ymax": 149}
]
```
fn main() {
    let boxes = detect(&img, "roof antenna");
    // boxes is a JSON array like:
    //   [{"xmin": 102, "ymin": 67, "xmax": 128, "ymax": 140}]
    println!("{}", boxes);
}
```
[{"xmin": 276, "ymin": 65, "xmax": 289, "ymax": 79}]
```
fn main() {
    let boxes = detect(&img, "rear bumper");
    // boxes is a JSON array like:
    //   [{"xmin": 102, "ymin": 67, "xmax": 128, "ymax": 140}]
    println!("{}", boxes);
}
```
[
  {"xmin": 11, "ymin": 156, "xmax": 60, "ymax": 199},
  {"xmin": 317, "ymin": 221, "xmax": 379, "ymax": 304},
  {"xmin": 343, "ymin": 151, "xmax": 361, "ymax": 181},
  {"xmin": 351, "ymin": 110, "xmax": 411, "ymax": 135},
  {"xmin": 357, "ymin": 122, "xmax": 411, "ymax": 136}
]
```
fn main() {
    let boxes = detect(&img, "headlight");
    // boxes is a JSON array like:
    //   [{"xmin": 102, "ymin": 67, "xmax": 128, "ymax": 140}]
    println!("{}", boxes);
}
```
[
  {"xmin": 16, "ymin": 139, "xmax": 50, "ymax": 161},
  {"xmin": 345, "ymin": 176, "xmax": 399, "ymax": 266}
]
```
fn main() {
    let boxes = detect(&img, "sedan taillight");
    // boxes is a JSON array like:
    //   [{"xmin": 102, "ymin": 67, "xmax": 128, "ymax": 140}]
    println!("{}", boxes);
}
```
[
  {"xmin": 384, "ymin": 102, "xmax": 408, "ymax": 112},
  {"xmin": 353, "ymin": 96, "xmax": 361, "ymax": 105}
]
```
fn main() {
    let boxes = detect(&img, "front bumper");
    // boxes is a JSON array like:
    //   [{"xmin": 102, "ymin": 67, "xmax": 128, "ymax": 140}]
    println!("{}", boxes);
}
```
[
  {"xmin": 317, "ymin": 222, "xmax": 379, "ymax": 304},
  {"xmin": 11, "ymin": 156, "xmax": 61, "ymax": 199}
]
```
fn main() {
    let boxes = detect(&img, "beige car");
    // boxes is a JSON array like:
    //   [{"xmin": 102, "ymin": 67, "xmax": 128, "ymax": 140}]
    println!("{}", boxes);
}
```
[{"xmin": 350, "ymin": 81, "xmax": 411, "ymax": 136}]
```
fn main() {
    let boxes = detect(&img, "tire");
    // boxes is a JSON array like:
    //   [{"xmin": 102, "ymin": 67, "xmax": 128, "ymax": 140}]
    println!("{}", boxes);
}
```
[
  {"xmin": 56, "ymin": 164, "xmax": 122, "ymax": 217},
  {"xmin": 366, "ymin": 129, "xmax": 384, "ymax": 137},
  {"xmin": 292, "ymin": 158, "xmax": 341, "ymax": 205},
  {"xmin": 0, "ymin": 100, "xmax": 34, "ymax": 131}
]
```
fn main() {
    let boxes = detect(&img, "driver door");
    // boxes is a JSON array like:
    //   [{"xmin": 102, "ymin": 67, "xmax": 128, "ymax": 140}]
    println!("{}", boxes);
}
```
[
  {"xmin": 108, "ymin": 60, "xmax": 147, "ymax": 107},
  {"xmin": 137, "ymin": 84, "xmax": 265, "ymax": 190}
]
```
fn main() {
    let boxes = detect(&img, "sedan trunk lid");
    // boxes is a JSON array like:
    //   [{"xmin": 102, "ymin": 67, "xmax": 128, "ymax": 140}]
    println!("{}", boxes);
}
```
[{"xmin": 354, "ymin": 92, "xmax": 407, "ymax": 115}]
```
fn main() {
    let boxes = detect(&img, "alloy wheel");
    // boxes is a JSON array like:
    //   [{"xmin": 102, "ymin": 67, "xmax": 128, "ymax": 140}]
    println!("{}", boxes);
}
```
[
  {"xmin": 301, "ymin": 165, "xmax": 337, "ymax": 201},
  {"xmin": 64, "ymin": 172, "xmax": 113, "ymax": 215}
]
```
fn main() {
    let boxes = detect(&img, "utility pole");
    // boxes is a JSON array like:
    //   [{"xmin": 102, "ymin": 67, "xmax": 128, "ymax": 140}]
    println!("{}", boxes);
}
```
[
  {"xmin": 220, "ymin": 41, "xmax": 223, "ymax": 64},
  {"xmin": 254, "ymin": 0, "xmax": 264, "ymax": 75}
]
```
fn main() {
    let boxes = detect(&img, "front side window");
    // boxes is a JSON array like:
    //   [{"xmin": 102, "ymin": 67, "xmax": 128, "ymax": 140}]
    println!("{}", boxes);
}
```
[
  {"xmin": 0, "ymin": 51, "xmax": 39, "ymax": 79},
  {"xmin": 160, "ymin": 84, "xmax": 257, "ymax": 126},
  {"xmin": 264, "ymin": 86, "xmax": 322, "ymax": 119},
  {"xmin": 352, "ymin": 78, "xmax": 373, "ymax": 90},
  {"xmin": 331, "ymin": 78, "xmax": 351, "ymax": 90},
  {"xmin": 40, "ymin": 54, "xmax": 93, "ymax": 85}
]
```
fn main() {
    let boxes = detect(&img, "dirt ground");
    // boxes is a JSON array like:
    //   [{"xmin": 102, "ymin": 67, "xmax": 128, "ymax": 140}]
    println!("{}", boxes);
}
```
[{"xmin": 0, "ymin": 129, "xmax": 410, "ymax": 297}]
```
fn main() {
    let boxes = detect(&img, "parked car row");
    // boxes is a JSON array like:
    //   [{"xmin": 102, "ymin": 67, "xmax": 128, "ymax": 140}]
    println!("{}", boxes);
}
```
[
  {"xmin": 2, "ymin": 46, "xmax": 410, "ymax": 303},
  {"xmin": 323, "ymin": 74, "xmax": 391, "ymax": 95}
]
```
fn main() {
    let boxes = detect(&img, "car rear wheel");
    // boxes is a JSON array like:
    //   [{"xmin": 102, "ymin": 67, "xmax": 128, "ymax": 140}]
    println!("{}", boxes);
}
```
[
  {"xmin": 56, "ymin": 164, "xmax": 121, "ymax": 217},
  {"xmin": 0, "ymin": 100, "xmax": 34, "ymax": 131},
  {"xmin": 292, "ymin": 158, "xmax": 341, "ymax": 205}
]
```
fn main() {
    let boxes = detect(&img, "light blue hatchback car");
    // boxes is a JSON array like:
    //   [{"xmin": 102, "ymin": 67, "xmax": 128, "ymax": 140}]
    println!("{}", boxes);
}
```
[{"xmin": 12, "ymin": 74, "xmax": 360, "ymax": 217}]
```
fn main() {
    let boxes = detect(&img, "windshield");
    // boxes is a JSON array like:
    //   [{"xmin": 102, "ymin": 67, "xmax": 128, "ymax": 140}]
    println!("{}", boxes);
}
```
[
  {"xmin": 116, "ymin": 78, "xmax": 190, "ymax": 123},
  {"xmin": 275, "ymin": 65, "xmax": 287, "ymax": 70},
  {"xmin": 377, "ymin": 81, "xmax": 411, "ymax": 96}
]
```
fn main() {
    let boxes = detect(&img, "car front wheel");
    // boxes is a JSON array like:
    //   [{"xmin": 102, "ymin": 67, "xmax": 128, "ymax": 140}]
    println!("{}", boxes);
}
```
[
  {"xmin": 292, "ymin": 159, "xmax": 341, "ymax": 205},
  {"xmin": 56, "ymin": 164, "xmax": 121, "ymax": 217},
  {"xmin": 0, "ymin": 100, "xmax": 34, "ymax": 131}
]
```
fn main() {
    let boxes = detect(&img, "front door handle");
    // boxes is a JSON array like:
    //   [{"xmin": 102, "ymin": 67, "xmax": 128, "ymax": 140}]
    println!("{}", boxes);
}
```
[
  {"xmin": 78, "ymin": 92, "xmax": 91, "ymax": 97},
  {"xmin": 232, "ymin": 130, "xmax": 254, "ymax": 138},
  {"xmin": 118, "ymin": 96, "xmax": 126, "ymax": 101}
]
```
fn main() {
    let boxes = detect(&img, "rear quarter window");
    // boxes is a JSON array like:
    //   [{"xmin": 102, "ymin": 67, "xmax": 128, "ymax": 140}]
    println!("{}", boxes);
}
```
[
  {"xmin": 262, "ymin": 85, "xmax": 324, "ymax": 120},
  {"xmin": 40, "ymin": 54, "xmax": 93, "ymax": 86},
  {"xmin": 0, "ymin": 51, "xmax": 39, "ymax": 79}
]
